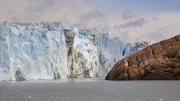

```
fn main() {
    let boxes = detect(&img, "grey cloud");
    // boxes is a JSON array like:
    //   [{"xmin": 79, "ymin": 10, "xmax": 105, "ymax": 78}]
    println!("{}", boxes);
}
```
[
  {"xmin": 113, "ymin": 25, "xmax": 121, "ymax": 31},
  {"xmin": 90, "ymin": 24, "xmax": 102, "ymax": 32},
  {"xmin": 23, "ymin": 0, "xmax": 54, "ymax": 22},
  {"xmin": 74, "ymin": 11, "xmax": 104, "ymax": 30},
  {"xmin": 121, "ymin": 18, "xmax": 146, "ymax": 27},
  {"xmin": 6, "ymin": 9, "xmax": 16, "ymax": 16},
  {"xmin": 153, "ymin": 17, "xmax": 158, "ymax": 20},
  {"xmin": 73, "ymin": 22, "xmax": 88, "ymax": 30},
  {"xmin": 24, "ymin": 0, "xmax": 54, "ymax": 13},
  {"xmin": 115, "ymin": 18, "xmax": 146, "ymax": 29},
  {"xmin": 1, "ymin": 0, "xmax": 104, "ymax": 30},
  {"xmin": 5, "ymin": 9, "xmax": 20, "ymax": 22},
  {"xmin": 101, "ymin": 26, "xmax": 110, "ymax": 32},
  {"xmin": 9, "ymin": 16, "xmax": 20, "ymax": 23},
  {"xmin": 89, "ymin": 0, "xmax": 100, "ymax": 1},
  {"xmin": 80, "ymin": 11, "xmax": 104, "ymax": 20},
  {"xmin": 122, "ymin": 9, "xmax": 135, "ymax": 20},
  {"xmin": 136, "ymin": 34, "xmax": 165, "ymax": 43}
]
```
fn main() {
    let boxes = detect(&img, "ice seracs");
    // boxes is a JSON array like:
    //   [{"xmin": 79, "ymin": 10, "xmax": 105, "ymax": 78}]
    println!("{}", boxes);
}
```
[
  {"xmin": 0, "ymin": 21, "xmax": 69, "ymax": 81},
  {"xmin": 124, "ymin": 41, "xmax": 155, "ymax": 57},
  {"xmin": 0, "ymin": 21, "xmax": 154, "ymax": 81}
]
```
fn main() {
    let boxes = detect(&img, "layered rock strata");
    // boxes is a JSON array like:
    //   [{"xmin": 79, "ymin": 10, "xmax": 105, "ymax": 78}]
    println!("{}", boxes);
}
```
[{"xmin": 106, "ymin": 34, "xmax": 180, "ymax": 80}]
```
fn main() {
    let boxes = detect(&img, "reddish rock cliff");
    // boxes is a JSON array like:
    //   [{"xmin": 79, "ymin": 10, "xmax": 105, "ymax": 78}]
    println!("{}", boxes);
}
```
[{"xmin": 106, "ymin": 34, "xmax": 180, "ymax": 80}]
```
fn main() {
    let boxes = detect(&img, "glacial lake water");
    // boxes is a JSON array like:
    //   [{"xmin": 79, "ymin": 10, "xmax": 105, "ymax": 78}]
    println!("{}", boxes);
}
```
[{"xmin": 0, "ymin": 78, "xmax": 180, "ymax": 101}]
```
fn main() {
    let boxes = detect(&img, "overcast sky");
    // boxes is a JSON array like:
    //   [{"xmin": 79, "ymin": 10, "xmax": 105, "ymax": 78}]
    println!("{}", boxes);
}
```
[{"xmin": 0, "ymin": 0, "xmax": 180, "ymax": 43}]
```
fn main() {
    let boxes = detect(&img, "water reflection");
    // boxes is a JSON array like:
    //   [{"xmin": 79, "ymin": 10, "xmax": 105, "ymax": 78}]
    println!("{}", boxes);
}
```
[{"xmin": 0, "ymin": 77, "xmax": 106, "ymax": 84}]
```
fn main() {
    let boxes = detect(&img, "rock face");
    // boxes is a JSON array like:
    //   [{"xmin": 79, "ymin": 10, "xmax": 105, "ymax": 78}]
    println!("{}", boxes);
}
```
[
  {"xmin": 106, "ymin": 34, "xmax": 180, "ymax": 80},
  {"xmin": 15, "ymin": 70, "xmax": 25, "ymax": 81},
  {"xmin": 64, "ymin": 29, "xmax": 75, "ymax": 78}
]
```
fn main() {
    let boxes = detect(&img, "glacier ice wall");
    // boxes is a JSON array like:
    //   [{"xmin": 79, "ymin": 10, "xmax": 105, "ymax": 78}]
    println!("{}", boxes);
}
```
[
  {"xmin": 0, "ymin": 21, "xmax": 154, "ymax": 81},
  {"xmin": 123, "ymin": 41, "xmax": 155, "ymax": 57},
  {"xmin": 0, "ymin": 21, "xmax": 72, "ymax": 81}
]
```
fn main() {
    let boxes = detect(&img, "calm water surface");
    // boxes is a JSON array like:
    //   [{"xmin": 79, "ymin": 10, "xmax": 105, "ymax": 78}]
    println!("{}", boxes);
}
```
[{"xmin": 0, "ymin": 78, "xmax": 180, "ymax": 101}]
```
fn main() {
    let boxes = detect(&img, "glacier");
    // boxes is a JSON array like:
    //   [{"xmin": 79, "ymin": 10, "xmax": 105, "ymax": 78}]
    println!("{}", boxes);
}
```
[{"xmin": 0, "ymin": 21, "xmax": 154, "ymax": 81}]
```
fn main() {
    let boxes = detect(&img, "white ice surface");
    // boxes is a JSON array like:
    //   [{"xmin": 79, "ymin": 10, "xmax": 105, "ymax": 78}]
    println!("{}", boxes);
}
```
[{"xmin": 0, "ymin": 21, "xmax": 154, "ymax": 81}]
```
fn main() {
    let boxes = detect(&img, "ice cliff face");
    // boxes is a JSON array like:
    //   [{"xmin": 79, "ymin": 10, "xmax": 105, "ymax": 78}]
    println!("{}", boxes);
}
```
[
  {"xmin": 124, "ymin": 41, "xmax": 155, "ymax": 57},
  {"xmin": 0, "ymin": 21, "xmax": 71, "ymax": 81},
  {"xmin": 0, "ymin": 21, "xmax": 154, "ymax": 81}
]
